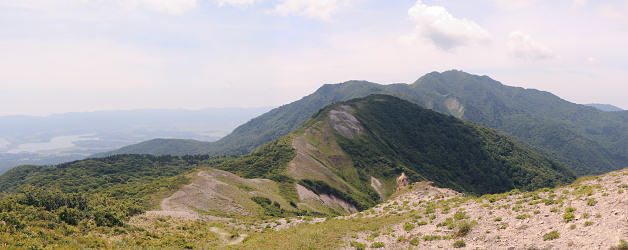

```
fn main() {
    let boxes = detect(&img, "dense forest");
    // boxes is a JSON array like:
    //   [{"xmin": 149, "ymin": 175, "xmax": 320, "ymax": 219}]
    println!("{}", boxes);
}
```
[{"xmin": 334, "ymin": 95, "xmax": 575, "ymax": 196}]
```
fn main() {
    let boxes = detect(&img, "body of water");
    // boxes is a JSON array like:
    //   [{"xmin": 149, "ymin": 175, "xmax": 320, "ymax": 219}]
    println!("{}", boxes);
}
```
[
  {"xmin": 7, "ymin": 135, "xmax": 99, "ymax": 154},
  {"xmin": 0, "ymin": 138, "xmax": 9, "ymax": 149}
]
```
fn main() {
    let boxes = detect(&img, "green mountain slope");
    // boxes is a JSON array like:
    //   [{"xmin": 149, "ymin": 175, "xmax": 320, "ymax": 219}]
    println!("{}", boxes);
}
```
[
  {"xmin": 102, "ymin": 70, "xmax": 628, "ymax": 176},
  {"xmin": 289, "ymin": 95, "xmax": 573, "ymax": 202},
  {"xmin": 150, "ymin": 95, "xmax": 574, "ymax": 215},
  {"xmin": 0, "ymin": 155, "xmax": 227, "ymax": 208},
  {"xmin": 585, "ymin": 103, "xmax": 624, "ymax": 112}
]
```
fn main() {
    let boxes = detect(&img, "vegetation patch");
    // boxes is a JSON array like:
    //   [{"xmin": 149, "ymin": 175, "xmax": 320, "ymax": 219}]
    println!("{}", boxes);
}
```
[
  {"xmin": 453, "ymin": 240, "xmax": 466, "ymax": 248},
  {"xmin": 543, "ymin": 231, "xmax": 560, "ymax": 241}
]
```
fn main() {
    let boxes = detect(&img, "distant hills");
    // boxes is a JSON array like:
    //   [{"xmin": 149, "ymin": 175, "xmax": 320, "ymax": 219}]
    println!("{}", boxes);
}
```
[
  {"xmin": 102, "ymin": 70, "xmax": 628, "ymax": 176},
  {"xmin": 585, "ymin": 103, "xmax": 624, "ymax": 112},
  {"xmin": 0, "ymin": 107, "xmax": 271, "ymax": 173}
]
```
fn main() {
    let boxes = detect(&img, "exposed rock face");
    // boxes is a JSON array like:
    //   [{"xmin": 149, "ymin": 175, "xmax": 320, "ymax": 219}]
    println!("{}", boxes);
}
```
[
  {"xmin": 329, "ymin": 105, "xmax": 363, "ymax": 139},
  {"xmin": 445, "ymin": 97, "xmax": 465, "ymax": 118},
  {"xmin": 370, "ymin": 176, "xmax": 385, "ymax": 201},
  {"xmin": 395, "ymin": 172, "xmax": 410, "ymax": 192},
  {"xmin": 295, "ymin": 184, "xmax": 358, "ymax": 213}
]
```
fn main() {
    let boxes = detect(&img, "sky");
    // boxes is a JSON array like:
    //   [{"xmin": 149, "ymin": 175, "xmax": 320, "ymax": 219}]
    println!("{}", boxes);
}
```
[{"xmin": 1, "ymin": 0, "xmax": 627, "ymax": 116}]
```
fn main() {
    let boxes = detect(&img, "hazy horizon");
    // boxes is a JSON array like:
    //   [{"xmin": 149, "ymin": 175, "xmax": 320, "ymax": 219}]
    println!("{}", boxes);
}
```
[
  {"xmin": 2, "ymin": 0, "xmax": 627, "ymax": 115},
  {"xmin": 0, "ymin": 76, "xmax": 624, "ymax": 117}
]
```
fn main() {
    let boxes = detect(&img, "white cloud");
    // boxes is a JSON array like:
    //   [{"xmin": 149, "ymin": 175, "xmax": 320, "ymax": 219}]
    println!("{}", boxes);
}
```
[
  {"xmin": 493, "ymin": 0, "xmax": 536, "ymax": 10},
  {"xmin": 216, "ymin": 0, "xmax": 260, "ymax": 8},
  {"xmin": 507, "ymin": 31, "xmax": 555, "ymax": 60},
  {"xmin": 274, "ymin": 0, "xmax": 355, "ymax": 20},
  {"xmin": 572, "ymin": 0, "xmax": 587, "ymax": 7},
  {"xmin": 404, "ymin": 0, "xmax": 491, "ymax": 50},
  {"xmin": 76, "ymin": 0, "xmax": 198, "ymax": 15}
]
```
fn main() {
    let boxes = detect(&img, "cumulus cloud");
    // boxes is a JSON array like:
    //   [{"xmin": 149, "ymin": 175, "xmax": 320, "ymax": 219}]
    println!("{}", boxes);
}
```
[
  {"xmin": 403, "ymin": 0, "xmax": 491, "ymax": 50},
  {"xmin": 507, "ymin": 31, "xmax": 555, "ymax": 60},
  {"xmin": 493, "ymin": 0, "xmax": 536, "ymax": 10},
  {"xmin": 274, "ymin": 0, "xmax": 355, "ymax": 20}
]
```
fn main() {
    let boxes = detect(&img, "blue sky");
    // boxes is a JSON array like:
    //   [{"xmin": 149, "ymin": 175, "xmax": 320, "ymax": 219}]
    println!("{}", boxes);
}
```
[{"xmin": 1, "ymin": 0, "xmax": 627, "ymax": 115}]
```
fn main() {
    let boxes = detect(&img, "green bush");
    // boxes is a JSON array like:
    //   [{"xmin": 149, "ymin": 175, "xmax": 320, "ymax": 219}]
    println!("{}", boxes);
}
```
[
  {"xmin": 92, "ymin": 207, "xmax": 124, "ymax": 227},
  {"xmin": 587, "ymin": 198, "xmax": 598, "ymax": 206},
  {"xmin": 57, "ymin": 206, "xmax": 81, "ymax": 225},
  {"xmin": 453, "ymin": 240, "xmax": 466, "ymax": 248},
  {"xmin": 403, "ymin": 222, "xmax": 415, "ymax": 232},
  {"xmin": 611, "ymin": 240, "xmax": 627, "ymax": 250},
  {"xmin": 409, "ymin": 238, "xmax": 420, "ymax": 246},
  {"xmin": 543, "ymin": 231, "xmax": 560, "ymax": 241},
  {"xmin": 350, "ymin": 241, "xmax": 366, "ymax": 250},
  {"xmin": 423, "ymin": 235, "xmax": 442, "ymax": 241},
  {"xmin": 454, "ymin": 210, "xmax": 468, "ymax": 220},
  {"xmin": 563, "ymin": 212, "xmax": 575, "ymax": 223},
  {"xmin": 454, "ymin": 221, "xmax": 474, "ymax": 238},
  {"xmin": 370, "ymin": 242, "xmax": 385, "ymax": 248}
]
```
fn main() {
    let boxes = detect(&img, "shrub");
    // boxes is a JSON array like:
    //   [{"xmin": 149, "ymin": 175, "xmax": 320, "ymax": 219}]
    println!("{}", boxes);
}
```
[
  {"xmin": 453, "ymin": 211, "xmax": 468, "ymax": 220},
  {"xmin": 565, "ymin": 207, "xmax": 576, "ymax": 213},
  {"xmin": 610, "ymin": 240, "xmax": 627, "ymax": 250},
  {"xmin": 587, "ymin": 198, "xmax": 598, "ymax": 206},
  {"xmin": 584, "ymin": 221, "xmax": 593, "ymax": 227},
  {"xmin": 404, "ymin": 222, "xmax": 415, "ymax": 232},
  {"xmin": 494, "ymin": 217, "xmax": 502, "ymax": 222},
  {"xmin": 453, "ymin": 240, "xmax": 466, "ymax": 248},
  {"xmin": 422, "ymin": 235, "xmax": 442, "ymax": 241},
  {"xmin": 92, "ymin": 207, "xmax": 124, "ymax": 227},
  {"xmin": 58, "ymin": 206, "xmax": 81, "ymax": 226},
  {"xmin": 454, "ymin": 221, "xmax": 474, "ymax": 238},
  {"xmin": 370, "ymin": 242, "xmax": 385, "ymax": 248},
  {"xmin": 563, "ymin": 212, "xmax": 575, "ymax": 223},
  {"xmin": 350, "ymin": 241, "xmax": 366, "ymax": 250},
  {"xmin": 409, "ymin": 238, "xmax": 420, "ymax": 246},
  {"xmin": 543, "ymin": 231, "xmax": 560, "ymax": 241},
  {"xmin": 516, "ymin": 214, "xmax": 531, "ymax": 220}
]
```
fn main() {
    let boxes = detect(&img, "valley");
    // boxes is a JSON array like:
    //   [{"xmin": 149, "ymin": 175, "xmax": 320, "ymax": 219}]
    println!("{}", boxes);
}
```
[{"xmin": 0, "ymin": 107, "xmax": 271, "ymax": 174}]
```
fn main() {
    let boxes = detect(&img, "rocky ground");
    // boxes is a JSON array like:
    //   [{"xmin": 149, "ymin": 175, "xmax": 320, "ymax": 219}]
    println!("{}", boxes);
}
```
[
  {"xmin": 342, "ymin": 169, "xmax": 628, "ymax": 249},
  {"xmin": 137, "ymin": 169, "xmax": 627, "ymax": 249}
]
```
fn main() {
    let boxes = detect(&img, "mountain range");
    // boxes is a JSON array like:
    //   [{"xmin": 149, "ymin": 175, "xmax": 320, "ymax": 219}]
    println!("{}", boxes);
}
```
[
  {"xmin": 585, "ymin": 103, "xmax": 624, "ymax": 112},
  {"xmin": 100, "ymin": 70, "xmax": 628, "ymax": 176},
  {"xmin": 0, "ymin": 71, "xmax": 624, "ymax": 249},
  {"xmin": 0, "ymin": 94, "xmax": 575, "ymax": 217}
]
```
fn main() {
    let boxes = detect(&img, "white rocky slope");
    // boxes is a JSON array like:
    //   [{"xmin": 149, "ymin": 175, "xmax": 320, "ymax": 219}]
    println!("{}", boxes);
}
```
[{"xmin": 342, "ymin": 169, "xmax": 628, "ymax": 249}]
